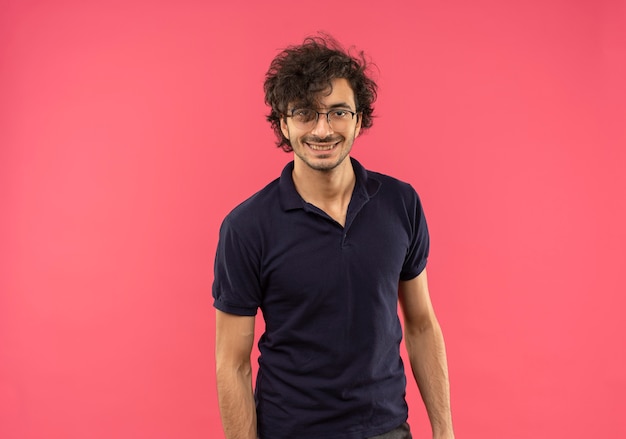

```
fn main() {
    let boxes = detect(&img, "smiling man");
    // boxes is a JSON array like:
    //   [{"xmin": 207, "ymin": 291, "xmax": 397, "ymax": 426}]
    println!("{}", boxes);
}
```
[{"xmin": 213, "ymin": 35, "xmax": 454, "ymax": 439}]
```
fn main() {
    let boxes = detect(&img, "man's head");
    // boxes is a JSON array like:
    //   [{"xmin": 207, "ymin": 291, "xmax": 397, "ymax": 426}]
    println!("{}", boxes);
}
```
[{"xmin": 264, "ymin": 35, "xmax": 378, "ymax": 152}]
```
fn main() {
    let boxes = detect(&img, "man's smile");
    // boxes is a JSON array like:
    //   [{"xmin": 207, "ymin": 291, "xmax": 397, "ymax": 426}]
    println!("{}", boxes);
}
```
[{"xmin": 305, "ymin": 141, "xmax": 339, "ymax": 151}]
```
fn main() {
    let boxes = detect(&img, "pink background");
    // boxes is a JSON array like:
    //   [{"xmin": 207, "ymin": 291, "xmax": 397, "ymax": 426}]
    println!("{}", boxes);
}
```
[{"xmin": 1, "ymin": 0, "xmax": 625, "ymax": 438}]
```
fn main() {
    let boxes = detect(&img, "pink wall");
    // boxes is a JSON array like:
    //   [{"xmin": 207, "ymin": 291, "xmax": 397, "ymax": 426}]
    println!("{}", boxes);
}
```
[{"xmin": 1, "ymin": 1, "xmax": 625, "ymax": 438}]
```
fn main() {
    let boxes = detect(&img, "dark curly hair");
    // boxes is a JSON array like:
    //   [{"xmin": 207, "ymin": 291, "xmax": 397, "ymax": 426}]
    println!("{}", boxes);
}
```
[{"xmin": 264, "ymin": 34, "xmax": 378, "ymax": 152}]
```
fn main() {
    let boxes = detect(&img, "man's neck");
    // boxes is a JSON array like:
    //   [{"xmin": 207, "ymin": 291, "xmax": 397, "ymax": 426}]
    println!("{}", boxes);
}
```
[{"xmin": 292, "ymin": 158, "xmax": 356, "ymax": 226}]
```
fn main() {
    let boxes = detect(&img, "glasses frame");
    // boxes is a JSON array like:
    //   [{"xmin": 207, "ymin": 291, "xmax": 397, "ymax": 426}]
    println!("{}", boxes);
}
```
[{"xmin": 285, "ymin": 108, "xmax": 358, "ymax": 129}]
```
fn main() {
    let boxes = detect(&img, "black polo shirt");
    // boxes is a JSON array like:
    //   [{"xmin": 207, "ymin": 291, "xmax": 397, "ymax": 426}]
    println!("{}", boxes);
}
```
[{"xmin": 213, "ymin": 158, "xmax": 429, "ymax": 439}]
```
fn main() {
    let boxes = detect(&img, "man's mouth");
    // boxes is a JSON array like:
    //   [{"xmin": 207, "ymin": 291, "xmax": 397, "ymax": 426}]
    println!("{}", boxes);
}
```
[
  {"xmin": 304, "ymin": 137, "xmax": 341, "ymax": 151},
  {"xmin": 306, "ymin": 142, "xmax": 338, "ymax": 151}
]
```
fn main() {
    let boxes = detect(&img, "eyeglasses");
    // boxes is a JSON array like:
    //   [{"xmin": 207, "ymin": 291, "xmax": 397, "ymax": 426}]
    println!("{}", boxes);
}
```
[{"xmin": 285, "ymin": 108, "xmax": 358, "ymax": 130}]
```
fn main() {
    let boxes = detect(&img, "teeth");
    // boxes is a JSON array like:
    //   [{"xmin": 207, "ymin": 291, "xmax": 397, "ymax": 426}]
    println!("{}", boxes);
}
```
[{"xmin": 308, "ymin": 143, "xmax": 335, "ymax": 151}]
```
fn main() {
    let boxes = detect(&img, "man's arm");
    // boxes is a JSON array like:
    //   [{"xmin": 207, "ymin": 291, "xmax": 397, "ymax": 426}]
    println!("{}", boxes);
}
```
[
  {"xmin": 215, "ymin": 309, "xmax": 257, "ymax": 439},
  {"xmin": 398, "ymin": 269, "xmax": 454, "ymax": 439}
]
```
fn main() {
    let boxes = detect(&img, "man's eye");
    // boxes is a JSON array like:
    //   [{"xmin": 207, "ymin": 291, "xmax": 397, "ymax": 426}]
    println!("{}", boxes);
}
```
[
  {"xmin": 293, "ymin": 109, "xmax": 314, "ymax": 120},
  {"xmin": 332, "ymin": 110, "xmax": 348, "ymax": 118}
]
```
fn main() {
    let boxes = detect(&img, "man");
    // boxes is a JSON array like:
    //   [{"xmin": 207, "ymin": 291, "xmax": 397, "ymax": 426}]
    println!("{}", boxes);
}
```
[{"xmin": 213, "ymin": 35, "xmax": 454, "ymax": 439}]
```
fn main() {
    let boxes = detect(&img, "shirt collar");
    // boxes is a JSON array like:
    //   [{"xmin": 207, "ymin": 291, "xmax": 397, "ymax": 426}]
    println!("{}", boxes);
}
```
[{"xmin": 278, "ymin": 157, "xmax": 381, "ymax": 212}]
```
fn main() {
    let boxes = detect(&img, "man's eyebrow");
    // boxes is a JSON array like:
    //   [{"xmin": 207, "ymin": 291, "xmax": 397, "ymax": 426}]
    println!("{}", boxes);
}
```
[{"xmin": 326, "ymin": 102, "xmax": 355, "ymax": 110}]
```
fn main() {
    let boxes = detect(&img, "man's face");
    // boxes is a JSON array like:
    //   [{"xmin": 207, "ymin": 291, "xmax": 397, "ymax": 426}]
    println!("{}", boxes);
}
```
[{"xmin": 280, "ymin": 78, "xmax": 362, "ymax": 173}]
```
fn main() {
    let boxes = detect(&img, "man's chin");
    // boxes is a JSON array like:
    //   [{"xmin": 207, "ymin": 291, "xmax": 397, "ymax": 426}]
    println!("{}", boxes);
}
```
[{"xmin": 303, "ymin": 156, "xmax": 346, "ymax": 172}]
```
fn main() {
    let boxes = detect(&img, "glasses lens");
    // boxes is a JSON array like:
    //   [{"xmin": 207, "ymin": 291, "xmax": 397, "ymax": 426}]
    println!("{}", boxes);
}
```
[
  {"xmin": 328, "ymin": 110, "xmax": 353, "ymax": 128},
  {"xmin": 292, "ymin": 109, "xmax": 316, "ymax": 128}
]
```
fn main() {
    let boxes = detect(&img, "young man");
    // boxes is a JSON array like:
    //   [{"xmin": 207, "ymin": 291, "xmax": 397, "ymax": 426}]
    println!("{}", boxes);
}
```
[{"xmin": 213, "ymin": 35, "xmax": 454, "ymax": 439}]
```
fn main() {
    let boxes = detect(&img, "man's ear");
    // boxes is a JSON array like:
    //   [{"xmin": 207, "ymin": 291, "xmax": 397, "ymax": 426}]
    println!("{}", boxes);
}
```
[
  {"xmin": 354, "ymin": 113, "xmax": 363, "ymax": 137},
  {"xmin": 280, "ymin": 117, "xmax": 290, "ymax": 140}
]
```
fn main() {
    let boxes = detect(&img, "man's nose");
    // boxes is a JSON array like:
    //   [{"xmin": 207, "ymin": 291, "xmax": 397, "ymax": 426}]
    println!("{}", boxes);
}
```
[{"xmin": 310, "ymin": 113, "xmax": 333, "ymax": 137}]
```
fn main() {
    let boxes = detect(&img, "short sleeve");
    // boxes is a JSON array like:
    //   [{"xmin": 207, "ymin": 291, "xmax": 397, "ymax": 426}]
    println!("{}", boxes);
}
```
[
  {"xmin": 212, "ymin": 217, "xmax": 263, "ymax": 316},
  {"xmin": 399, "ymin": 189, "xmax": 430, "ymax": 281}
]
